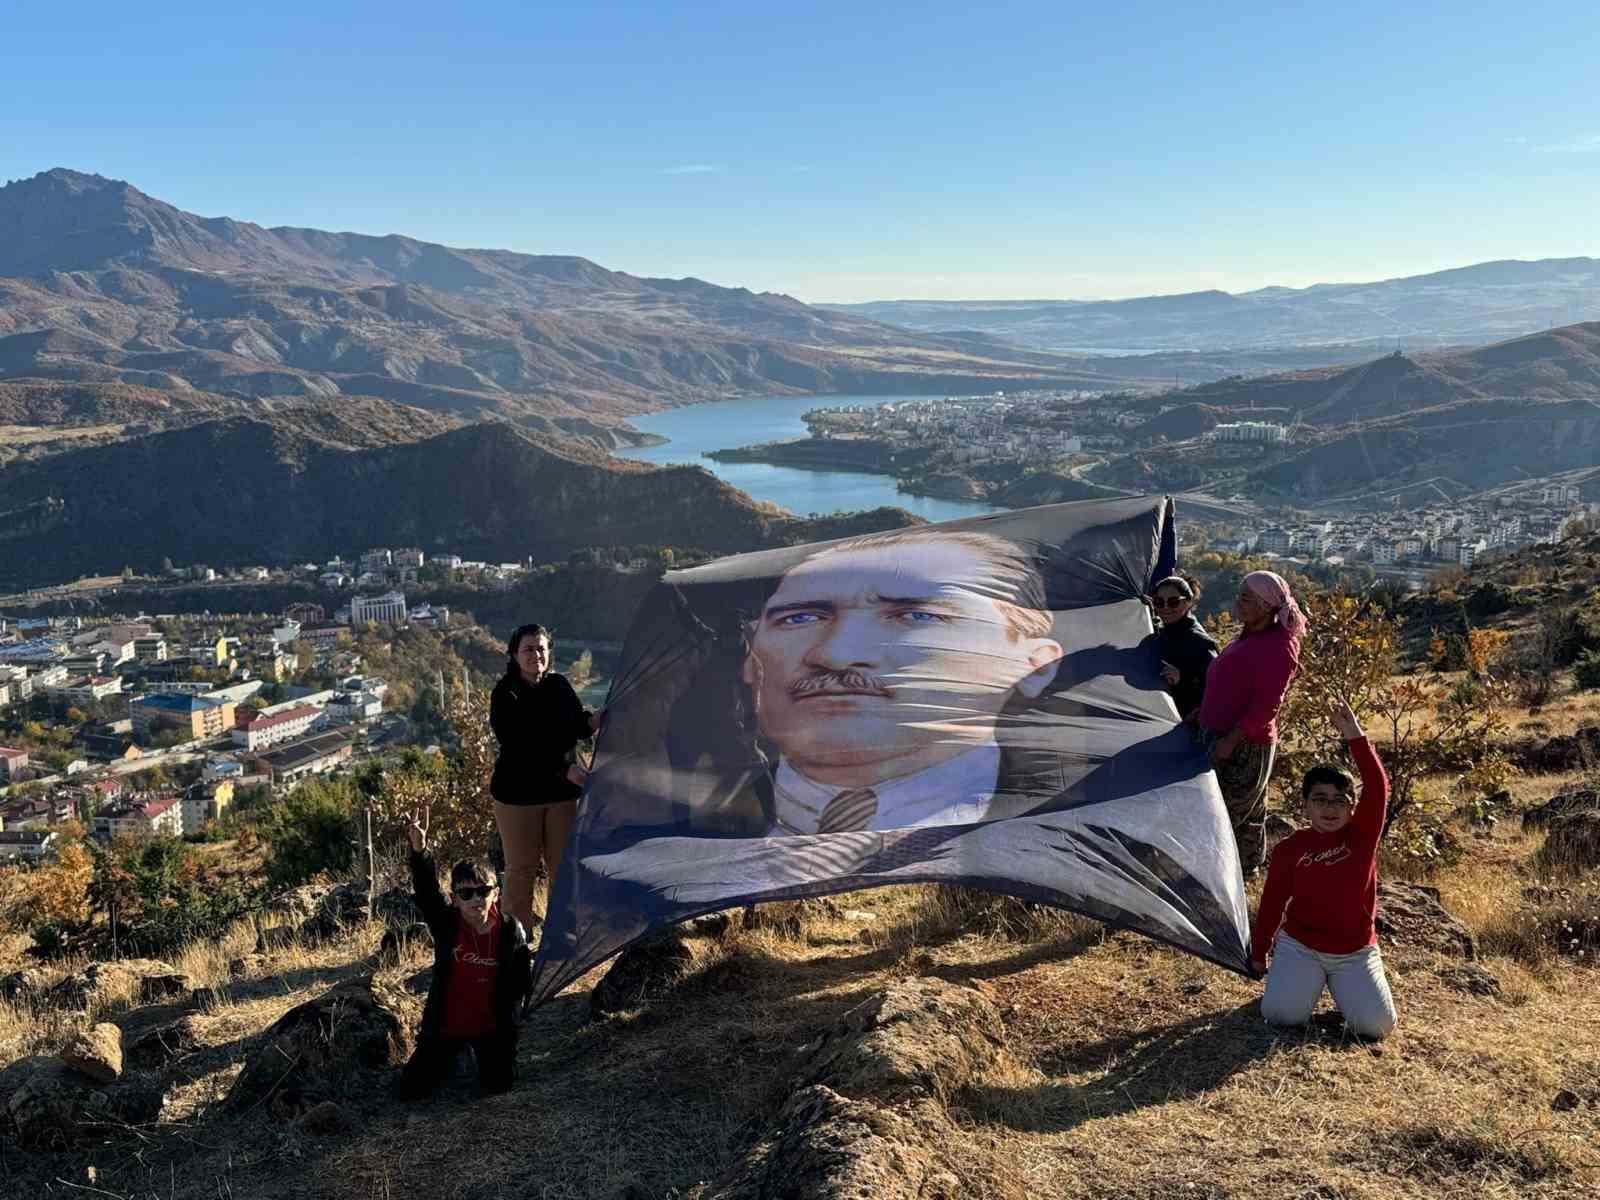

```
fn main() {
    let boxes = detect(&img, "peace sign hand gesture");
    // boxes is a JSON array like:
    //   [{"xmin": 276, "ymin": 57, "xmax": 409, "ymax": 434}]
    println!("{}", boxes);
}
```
[{"xmin": 407, "ymin": 804, "xmax": 430, "ymax": 853}]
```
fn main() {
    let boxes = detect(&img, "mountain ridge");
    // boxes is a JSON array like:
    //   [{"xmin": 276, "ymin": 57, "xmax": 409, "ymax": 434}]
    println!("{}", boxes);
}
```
[
  {"xmin": 826, "ymin": 258, "xmax": 1600, "ymax": 353},
  {"xmin": 0, "ymin": 168, "xmax": 1117, "ymax": 434},
  {"xmin": 0, "ymin": 406, "xmax": 919, "ymax": 589}
]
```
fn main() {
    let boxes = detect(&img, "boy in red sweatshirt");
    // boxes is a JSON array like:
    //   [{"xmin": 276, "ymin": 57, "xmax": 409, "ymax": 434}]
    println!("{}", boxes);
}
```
[
  {"xmin": 1250, "ymin": 701, "xmax": 1397, "ymax": 1040},
  {"xmin": 397, "ymin": 805, "xmax": 531, "ymax": 1100}
]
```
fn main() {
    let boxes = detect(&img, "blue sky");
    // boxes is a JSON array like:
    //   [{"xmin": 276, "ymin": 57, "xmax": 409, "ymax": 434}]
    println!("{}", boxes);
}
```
[{"xmin": 4, "ymin": 0, "xmax": 1597, "ymax": 302}]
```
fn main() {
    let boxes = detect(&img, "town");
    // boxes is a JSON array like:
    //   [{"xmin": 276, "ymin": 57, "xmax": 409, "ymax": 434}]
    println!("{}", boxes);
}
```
[
  {"xmin": 0, "ymin": 546, "xmax": 489, "ymax": 862},
  {"xmin": 789, "ymin": 391, "xmax": 1596, "ymax": 587}
]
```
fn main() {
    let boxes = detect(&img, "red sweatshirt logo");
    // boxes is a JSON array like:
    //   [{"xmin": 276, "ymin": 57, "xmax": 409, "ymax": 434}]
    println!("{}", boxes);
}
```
[
  {"xmin": 1296, "ymin": 844, "xmax": 1352, "ymax": 869},
  {"xmin": 454, "ymin": 947, "xmax": 498, "ymax": 968}
]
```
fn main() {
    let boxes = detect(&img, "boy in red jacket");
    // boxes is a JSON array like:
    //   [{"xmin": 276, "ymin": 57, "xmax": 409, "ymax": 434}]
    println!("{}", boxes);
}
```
[
  {"xmin": 1250, "ymin": 701, "xmax": 1397, "ymax": 1040},
  {"xmin": 397, "ymin": 805, "xmax": 531, "ymax": 1100}
]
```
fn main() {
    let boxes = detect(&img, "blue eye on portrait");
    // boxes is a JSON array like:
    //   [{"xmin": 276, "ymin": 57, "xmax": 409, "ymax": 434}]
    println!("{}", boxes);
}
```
[
  {"xmin": 897, "ymin": 610, "xmax": 950, "ymax": 624},
  {"xmin": 774, "ymin": 611, "xmax": 824, "ymax": 627}
]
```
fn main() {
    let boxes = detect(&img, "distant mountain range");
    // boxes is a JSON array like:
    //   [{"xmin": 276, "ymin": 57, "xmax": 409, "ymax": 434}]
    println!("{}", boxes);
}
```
[
  {"xmin": 0, "ymin": 168, "xmax": 1114, "ymax": 437},
  {"xmin": 0, "ymin": 403, "xmax": 916, "ymax": 590},
  {"xmin": 1093, "ymin": 322, "xmax": 1600, "ymax": 503},
  {"xmin": 1171, "ymin": 321, "xmax": 1600, "ymax": 422},
  {"xmin": 826, "ymin": 259, "xmax": 1600, "ymax": 353}
]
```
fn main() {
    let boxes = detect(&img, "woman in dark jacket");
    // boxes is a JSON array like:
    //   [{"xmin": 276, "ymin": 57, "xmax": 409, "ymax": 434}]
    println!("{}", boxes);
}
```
[
  {"xmin": 490, "ymin": 623, "xmax": 600, "ymax": 928},
  {"xmin": 1150, "ymin": 575, "xmax": 1217, "ymax": 721}
]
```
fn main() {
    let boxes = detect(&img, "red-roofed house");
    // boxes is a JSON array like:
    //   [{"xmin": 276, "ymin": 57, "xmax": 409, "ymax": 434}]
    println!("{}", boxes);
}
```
[
  {"xmin": 94, "ymin": 793, "xmax": 183, "ymax": 839},
  {"xmin": 231, "ymin": 704, "xmax": 322, "ymax": 751}
]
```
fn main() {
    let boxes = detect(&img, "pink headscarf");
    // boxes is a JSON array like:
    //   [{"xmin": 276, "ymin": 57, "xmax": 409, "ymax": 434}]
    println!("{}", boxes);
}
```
[{"xmin": 1243, "ymin": 570, "xmax": 1307, "ymax": 639}]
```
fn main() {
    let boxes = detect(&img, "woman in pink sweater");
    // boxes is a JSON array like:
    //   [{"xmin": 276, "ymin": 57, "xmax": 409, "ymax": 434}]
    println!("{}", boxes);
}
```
[{"xmin": 1197, "ymin": 570, "xmax": 1303, "ymax": 875}]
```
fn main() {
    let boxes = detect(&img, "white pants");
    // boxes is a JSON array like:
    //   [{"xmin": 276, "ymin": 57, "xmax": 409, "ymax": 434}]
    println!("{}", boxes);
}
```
[{"xmin": 1262, "ymin": 932, "xmax": 1397, "ymax": 1040}]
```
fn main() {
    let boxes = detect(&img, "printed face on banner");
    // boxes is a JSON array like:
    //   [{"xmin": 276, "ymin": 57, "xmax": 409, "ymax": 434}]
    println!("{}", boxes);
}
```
[{"xmin": 740, "ymin": 532, "xmax": 1064, "ymax": 830}]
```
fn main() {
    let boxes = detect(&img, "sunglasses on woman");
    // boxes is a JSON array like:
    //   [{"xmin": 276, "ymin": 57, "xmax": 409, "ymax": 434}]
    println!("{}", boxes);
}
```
[
  {"xmin": 454, "ymin": 885, "xmax": 495, "ymax": 901},
  {"xmin": 1152, "ymin": 595, "xmax": 1190, "ymax": 609}
]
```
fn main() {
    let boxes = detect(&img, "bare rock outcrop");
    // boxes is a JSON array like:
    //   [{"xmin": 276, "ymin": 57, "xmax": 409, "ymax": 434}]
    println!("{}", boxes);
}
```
[
  {"xmin": 48, "ymin": 959, "xmax": 190, "ymax": 1009},
  {"xmin": 61, "ymin": 1022, "xmax": 123, "ymax": 1083},
  {"xmin": 7, "ymin": 1061, "xmax": 164, "ymax": 1149},
  {"xmin": 590, "ymin": 932, "xmax": 696, "ymax": 1018},
  {"xmin": 1521, "ymin": 789, "xmax": 1598, "ymax": 832},
  {"xmin": 1375, "ymin": 882, "xmax": 1476, "ymax": 959},
  {"xmin": 126, "ymin": 1014, "xmax": 206, "ymax": 1068},
  {"xmin": 1537, "ymin": 811, "xmax": 1600, "ymax": 874},
  {"xmin": 691, "ymin": 978, "xmax": 1013, "ymax": 1200},
  {"xmin": 225, "ymin": 975, "xmax": 418, "ymax": 1115}
]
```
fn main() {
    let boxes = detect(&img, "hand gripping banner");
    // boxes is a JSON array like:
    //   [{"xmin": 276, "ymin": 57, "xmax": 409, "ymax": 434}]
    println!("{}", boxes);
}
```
[{"xmin": 530, "ymin": 496, "xmax": 1251, "ymax": 1004}]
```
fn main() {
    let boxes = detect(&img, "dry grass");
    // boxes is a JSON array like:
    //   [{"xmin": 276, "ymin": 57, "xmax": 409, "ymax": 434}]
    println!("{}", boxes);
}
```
[
  {"xmin": 1504, "ymin": 681, "xmax": 1600, "ymax": 739},
  {"xmin": 2, "ymin": 800, "xmax": 1598, "ymax": 1197}
]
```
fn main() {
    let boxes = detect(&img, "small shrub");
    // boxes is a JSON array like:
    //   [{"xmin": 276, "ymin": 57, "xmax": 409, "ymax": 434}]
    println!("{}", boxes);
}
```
[
  {"xmin": 1575, "ymin": 649, "xmax": 1600, "ymax": 691},
  {"xmin": 260, "ymin": 779, "xmax": 358, "ymax": 889}
]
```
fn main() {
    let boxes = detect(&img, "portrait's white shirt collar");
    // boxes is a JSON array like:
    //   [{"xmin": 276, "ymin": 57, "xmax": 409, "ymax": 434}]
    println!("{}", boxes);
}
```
[{"xmin": 770, "ymin": 740, "xmax": 1001, "ymax": 835}]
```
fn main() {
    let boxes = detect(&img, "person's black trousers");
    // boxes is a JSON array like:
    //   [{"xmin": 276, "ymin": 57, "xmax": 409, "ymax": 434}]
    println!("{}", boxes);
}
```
[{"xmin": 397, "ymin": 1030, "xmax": 516, "ymax": 1099}]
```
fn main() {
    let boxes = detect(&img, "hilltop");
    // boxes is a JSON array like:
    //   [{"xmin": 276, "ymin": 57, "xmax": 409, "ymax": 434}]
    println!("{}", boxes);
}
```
[
  {"xmin": 0, "ymin": 406, "xmax": 917, "ymax": 589},
  {"xmin": 1083, "ymin": 324, "xmax": 1600, "ymax": 502},
  {"xmin": 1172, "ymin": 323, "xmax": 1600, "ymax": 422},
  {"xmin": 0, "ymin": 169, "xmax": 1121, "ymax": 435},
  {"xmin": 3, "ymin": 529, "xmax": 1600, "ymax": 1196}
]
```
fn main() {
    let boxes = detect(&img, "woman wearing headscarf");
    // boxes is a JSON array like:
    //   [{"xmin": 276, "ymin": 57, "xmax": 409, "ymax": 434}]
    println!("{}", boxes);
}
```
[
  {"xmin": 1197, "ymin": 570, "xmax": 1305, "ymax": 876},
  {"xmin": 489, "ymin": 623, "xmax": 601, "ymax": 929}
]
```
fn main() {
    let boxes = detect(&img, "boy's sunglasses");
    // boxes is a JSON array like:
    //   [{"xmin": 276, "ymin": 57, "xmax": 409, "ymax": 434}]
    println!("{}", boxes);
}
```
[
  {"xmin": 454, "ymin": 885, "xmax": 495, "ymax": 901},
  {"xmin": 1152, "ymin": 596, "xmax": 1189, "ymax": 609}
]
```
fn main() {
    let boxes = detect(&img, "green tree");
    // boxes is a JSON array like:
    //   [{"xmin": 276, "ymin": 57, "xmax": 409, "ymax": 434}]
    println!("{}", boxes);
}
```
[{"xmin": 260, "ymin": 778, "xmax": 358, "ymax": 889}]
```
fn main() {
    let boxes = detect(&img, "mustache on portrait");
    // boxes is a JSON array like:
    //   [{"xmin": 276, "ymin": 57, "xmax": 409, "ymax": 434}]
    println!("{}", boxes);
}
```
[{"xmin": 788, "ymin": 668, "xmax": 893, "ymax": 700}]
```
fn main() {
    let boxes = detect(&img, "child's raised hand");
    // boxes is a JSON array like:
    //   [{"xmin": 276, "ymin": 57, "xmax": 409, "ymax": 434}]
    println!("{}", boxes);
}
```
[
  {"xmin": 1330, "ymin": 700, "xmax": 1363, "ymax": 742},
  {"xmin": 407, "ymin": 804, "xmax": 430, "ymax": 853}
]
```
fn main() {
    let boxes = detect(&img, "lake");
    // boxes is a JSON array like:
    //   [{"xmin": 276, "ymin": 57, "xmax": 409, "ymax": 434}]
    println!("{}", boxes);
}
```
[{"xmin": 614, "ymin": 393, "xmax": 999, "ymax": 522}]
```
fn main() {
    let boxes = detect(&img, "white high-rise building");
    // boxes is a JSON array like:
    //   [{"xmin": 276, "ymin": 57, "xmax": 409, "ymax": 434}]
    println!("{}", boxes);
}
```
[{"xmin": 349, "ymin": 591, "xmax": 408, "ymax": 626}]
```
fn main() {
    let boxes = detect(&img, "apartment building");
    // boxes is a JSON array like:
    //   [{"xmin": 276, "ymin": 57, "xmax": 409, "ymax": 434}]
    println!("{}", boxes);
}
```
[
  {"xmin": 95, "ymin": 794, "xmax": 184, "ymax": 839},
  {"xmin": 232, "ymin": 704, "xmax": 321, "ymax": 751},
  {"xmin": 350, "ymin": 591, "xmax": 407, "ymax": 625},
  {"xmin": 130, "ymin": 693, "xmax": 237, "ymax": 742},
  {"xmin": 0, "ymin": 746, "xmax": 29, "ymax": 782}
]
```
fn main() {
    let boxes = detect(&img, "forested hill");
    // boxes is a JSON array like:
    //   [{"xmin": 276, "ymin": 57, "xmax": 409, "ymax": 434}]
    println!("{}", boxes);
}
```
[{"xmin": 0, "ymin": 410, "xmax": 918, "ymax": 590}]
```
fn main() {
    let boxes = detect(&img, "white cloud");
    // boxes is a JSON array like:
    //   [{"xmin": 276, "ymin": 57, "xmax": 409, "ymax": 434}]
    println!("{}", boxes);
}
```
[{"xmin": 660, "ymin": 164, "xmax": 725, "ymax": 175}]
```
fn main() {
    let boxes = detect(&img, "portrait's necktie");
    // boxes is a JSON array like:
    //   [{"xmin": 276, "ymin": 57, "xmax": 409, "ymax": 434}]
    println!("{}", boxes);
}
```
[{"xmin": 816, "ymin": 787, "xmax": 878, "ymax": 834}]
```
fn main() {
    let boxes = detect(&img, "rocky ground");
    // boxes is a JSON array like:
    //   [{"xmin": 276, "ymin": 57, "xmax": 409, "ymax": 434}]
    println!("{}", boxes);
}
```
[{"xmin": 2, "ymin": 771, "xmax": 1598, "ymax": 1199}]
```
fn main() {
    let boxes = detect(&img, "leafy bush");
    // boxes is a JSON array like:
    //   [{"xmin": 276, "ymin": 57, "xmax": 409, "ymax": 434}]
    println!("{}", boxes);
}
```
[
  {"xmin": 259, "ymin": 779, "xmax": 358, "ymax": 889},
  {"xmin": 1576, "ymin": 649, "xmax": 1600, "ymax": 691},
  {"xmin": 1273, "ymin": 591, "xmax": 1512, "ymax": 863},
  {"xmin": 370, "ymin": 686, "xmax": 497, "ymax": 864},
  {"xmin": 85, "ymin": 836, "xmax": 256, "ymax": 958}
]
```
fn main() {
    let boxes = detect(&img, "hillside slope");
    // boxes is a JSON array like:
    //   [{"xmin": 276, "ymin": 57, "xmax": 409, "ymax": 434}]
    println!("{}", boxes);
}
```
[
  {"xmin": 1167, "ymin": 323, "xmax": 1600, "ymax": 425},
  {"xmin": 0, "ymin": 411, "xmax": 917, "ymax": 588},
  {"xmin": 0, "ymin": 170, "xmax": 1118, "ymax": 429}
]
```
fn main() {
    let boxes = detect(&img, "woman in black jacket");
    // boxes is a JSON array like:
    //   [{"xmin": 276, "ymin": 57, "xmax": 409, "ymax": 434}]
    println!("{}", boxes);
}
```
[
  {"xmin": 1150, "ymin": 575, "xmax": 1217, "ymax": 721},
  {"xmin": 490, "ymin": 623, "xmax": 600, "ymax": 928}
]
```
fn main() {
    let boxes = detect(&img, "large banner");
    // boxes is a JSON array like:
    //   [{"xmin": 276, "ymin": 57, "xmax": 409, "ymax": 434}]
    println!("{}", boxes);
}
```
[{"xmin": 530, "ymin": 496, "xmax": 1251, "ymax": 1004}]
